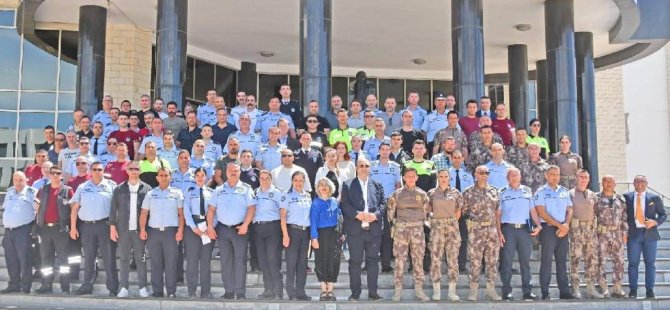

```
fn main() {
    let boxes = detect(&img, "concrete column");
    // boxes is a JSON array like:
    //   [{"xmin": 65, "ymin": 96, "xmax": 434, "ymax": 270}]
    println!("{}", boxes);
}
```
[
  {"xmin": 508, "ymin": 44, "xmax": 529, "ymax": 126},
  {"xmin": 300, "ymin": 0, "xmax": 332, "ymax": 117},
  {"xmin": 545, "ymin": 0, "xmax": 579, "ymax": 154},
  {"xmin": 155, "ymin": 0, "xmax": 187, "ymax": 105},
  {"xmin": 575, "ymin": 32, "xmax": 599, "ymax": 188},
  {"xmin": 536, "ymin": 60, "xmax": 552, "ymax": 140},
  {"xmin": 238, "ymin": 62, "xmax": 258, "ymax": 97},
  {"xmin": 452, "ymin": 0, "xmax": 485, "ymax": 115},
  {"xmin": 76, "ymin": 5, "xmax": 106, "ymax": 118}
]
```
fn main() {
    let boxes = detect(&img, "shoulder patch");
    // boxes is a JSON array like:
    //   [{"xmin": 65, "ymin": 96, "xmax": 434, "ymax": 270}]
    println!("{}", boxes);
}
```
[{"xmin": 281, "ymin": 195, "xmax": 287, "ymax": 202}]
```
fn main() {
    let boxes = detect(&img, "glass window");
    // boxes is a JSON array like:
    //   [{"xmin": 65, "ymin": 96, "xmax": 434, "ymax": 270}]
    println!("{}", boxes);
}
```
[
  {"xmin": 0, "ymin": 28, "xmax": 21, "ymax": 89},
  {"xmin": 184, "ymin": 57, "xmax": 194, "ymax": 100},
  {"xmin": 21, "ymin": 38, "xmax": 58, "ymax": 90},
  {"xmin": 527, "ymin": 81, "xmax": 537, "ymax": 121},
  {"xmin": 19, "ymin": 112, "xmax": 56, "ymax": 129},
  {"xmin": 59, "ymin": 59, "xmax": 76, "ymax": 91},
  {"xmin": 348, "ymin": 77, "xmax": 377, "ymax": 106},
  {"xmin": 378, "ymin": 79, "xmax": 404, "ymax": 110},
  {"xmin": 58, "ymin": 92, "xmax": 75, "ymax": 111},
  {"xmin": 0, "ymin": 111, "xmax": 18, "ymax": 158},
  {"xmin": 20, "ymin": 92, "xmax": 57, "ymax": 110},
  {"xmin": 289, "ymin": 75, "xmax": 300, "ymax": 102},
  {"xmin": 405, "ymin": 80, "xmax": 431, "ymax": 111},
  {"xmin": 57, "ymin": 112, "xmax": 73, "ymax": 132},
  {"xmin": 0, "ymin": 10, "xmax": 15, "ymax": 27},
  {"xmin": 194, "ymin": 59, "xmax": 214, "ymax": 102},
  {"xmin": 0, "ymin": 91, "xmax": 18, "ymax": 110},
  {"xmin": 331, "ymin": 77, "xmax": 348, "ymax": 105},
  {"xmin": 215, "ymin": 65, "xmax": 236, "ymax": 108},
  {"xmin": 487, "ymin": 85, "xmax": 505, "ymax": 104},
  {"xmin": 0, "ymin": 159, "xmax": 20, "ymax": 188},
  {"xmin": 258, "ymin": 74, "xmax": 288, "ymax": 110}
]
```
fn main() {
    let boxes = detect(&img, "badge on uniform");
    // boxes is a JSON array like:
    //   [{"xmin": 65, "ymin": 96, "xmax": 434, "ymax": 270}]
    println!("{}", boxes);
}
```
[
  {"xmin": 291, "ymin": 108, "xmax": 295, "ymax": 112},
  {"xmin": 390, "ymin": 167, "xmax": 394, "ymax": 172},
  {"xmin": 312, "ymin": 156, "xmax": 318, "ymax": 163},
  {"xmin": 415, "ymin": 195, "xmax": 422, "ymax": 202},
  {"xmin": 236, "ymin": 187, "xmax": 244, "ymax": 193},
  {"xmin": 269, "ymin": 192, "xmax": 274, "ymax": 198},
  {"xmin": 281, "ymin": 196, "xmax": 286, "ymax": 201},
  {"xmin": 251, "ymin": 176, "xmax": 257, "ymax": 182},
  {"xmin": 250, "ymin": 135, "xmax": 255, "ymax": 140}
]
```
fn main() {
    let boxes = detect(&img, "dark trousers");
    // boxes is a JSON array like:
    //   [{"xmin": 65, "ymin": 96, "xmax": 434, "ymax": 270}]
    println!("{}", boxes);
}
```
[
  {"xmin": 458, "ymin": 216, "xmax": 468, "ymax": 270},
  {"xmin": 117, "ymin": 230, "xmax": 147, "ymax": 289},
  {"xmin": 184, "ymin": 228, "xmax": 214, "ymax": 295},
  {"xmin": 248, "ymin": 224, "xmax": 259, "ymax": 270},
  {"xmin": 80, "ymin": 221, "xmax": 118, "ymax": 293},
  {"xmin": 539, "ymin": 224, "xmax": 569, "ymax": 295},
  {"xmin": 285, "ymin": 226, "xmax": 310, "ymax": 298},
  {"xmin": 3, "ymin": 224, "xmax": 33, "ymax": 291},
  {"xmin": 254, "ymin": 221, "xmax": 283, "ymax": 295},
  {"xmin": 627, "ymin": 230, "xmax": 658, "ymax": 291},
  {"xmin": 67, "ymin": 235, "xmax": 82, "ymax": 277},
  {"xmin": 216, "ymin": 224, "xmax": 248, "ymax": 295},
  {"xmin": 38, "ymin": 226, "xmax": 71, "ymax": 289},
  {"xmin": 147, "ymin": 227, "xmax": 179, "ymax": 295},
  {"xmin": 500, "ymin": 225, "xmax": 532, "ymax": 295},
  {"xmin": 314, "ymin": 227, "xmax": 342, "ymax": 283},
  {"xmin": 380, "ymin": 217, "xmax": 393, "ymax": 269},
  {"xmin": 347, "ymin": 230, "xmax": 381, "ymax": 297}
]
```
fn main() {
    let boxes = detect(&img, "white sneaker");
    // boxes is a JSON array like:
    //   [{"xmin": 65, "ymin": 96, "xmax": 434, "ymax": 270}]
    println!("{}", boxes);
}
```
[
  {"xmin": 139, "ymin": 287, "xmax": 150, "ymax": 298},
  {"xmin": 117, "ymin": 287, "xmax": 129, "ymax": 298}
]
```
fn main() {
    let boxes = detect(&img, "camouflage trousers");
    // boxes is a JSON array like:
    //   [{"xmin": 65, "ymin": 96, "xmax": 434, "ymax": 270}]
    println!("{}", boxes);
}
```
[
  {"xmin": 429, "ymin": 219, "xmax": 461, "ymax": 282},
  {"xmin": 597, "ymin": 229, "xmax": 626, "ymax": 286},
  {"xmin": 569, "ymin": 222, "xmax": 599, "ymax": 283},
  {"xmin": 393, "ymin": 221, "xmax": 425, "ymax": 289},
  {"xmin": 467, "ymin": 225, "xmax": 500, "ymax": 285}
]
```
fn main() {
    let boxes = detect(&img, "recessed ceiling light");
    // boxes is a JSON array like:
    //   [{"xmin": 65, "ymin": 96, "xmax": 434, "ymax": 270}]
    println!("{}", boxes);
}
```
[
  {"xmin": 260, "ymin": 51, "xmax": 275, "ymax": 57},
  {"xmin": 412, "ymin": 58, "xmax": 427, "ymax": 65},
  {"xmin": 515, "ymin": 24, "xmax": 532, "ymax": 31}
]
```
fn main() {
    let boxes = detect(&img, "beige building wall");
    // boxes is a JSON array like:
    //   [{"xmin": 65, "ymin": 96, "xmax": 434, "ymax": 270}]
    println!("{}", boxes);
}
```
[
  {"xmin": 103, "ymin": 24, "xmax": 153, "ymax": 109},
  {"xmin": 594, "ymin": 67, "xmax": 628, "ymax": 188},
  {"xmin": 0, "ymin": 0, "xmax": 18, "ymax": 8}
]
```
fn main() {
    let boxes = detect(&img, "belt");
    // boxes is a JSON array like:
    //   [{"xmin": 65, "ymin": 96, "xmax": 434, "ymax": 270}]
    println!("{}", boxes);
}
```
[
  {"xmin": 45, "ymin": 222, "xmax": 59, "ymax": 227},
  {"xmin": 469, "ymin": 220, "xmax": 493, "ymax": 227},
  {"xmin": 395, "ymin": 221, "xmax": 424, "ymax": 228},
  {"xmin": 503, "ymin": 223, "xmax": 528, "ymax": 229},
  {"xmin": 288, "ymin": 224, "xmax": 309, "ymax": 231},
  {"xmin": 597, "ymin": 224, "xmax": 621, "ymax": 233},
  {"xmin": 254, "ymin": 220, "xmax": 279, "ymax": 225},
  {"xmin": 432, "ymin": 218, "xmax": 457, "ymax": 224},
  {"xmin": 81, "ymin": 218, "xmax": 108, "ymax": 224},
  {"xmin": 570, "ymin": 220, "xmax": 595, "ymax": 228},
  {"xmin": 6, "ymin": 222, "xmax": 32, "ymax": 230},
  {"xmin": 151, "ymin": 226, "xmax": 177, "ymax": 232},
  {"xmin": 192, "ymin": 215, "xmax": 206, "ymax": 224},
  {"xmin": 219, "ymin": 222, "xmax": 243, "ymax": 229}
]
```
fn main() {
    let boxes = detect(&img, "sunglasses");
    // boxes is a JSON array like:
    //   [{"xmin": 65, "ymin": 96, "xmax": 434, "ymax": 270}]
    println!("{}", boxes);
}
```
[
  {"xmin": 79, "ymin": 142, "xmax": 90, "ymax": 145},
  {"xmin": 107, "ymin": 142, "xmax": 117, "ymax": 146},
  {"xmin": 91, "ymin": 168, "xmax": 104, "ymax": 172},
  {"xmin": 477, "ymin": 171, "xmax": 491, "ymax": 175},
  {"xmin": 50, "ymin": 172, "xmax": 62, "ymax": 175},
  {"xmin": 364, "ymin": 115, "xmax": 375, "ymax": 118},
  {"xmin": 306, "ymin": 120, "xmax": 318, "ymax": 123},
  {"xmin": 76, "ymin": 162, "xmax": 88, "ymax": 166}
]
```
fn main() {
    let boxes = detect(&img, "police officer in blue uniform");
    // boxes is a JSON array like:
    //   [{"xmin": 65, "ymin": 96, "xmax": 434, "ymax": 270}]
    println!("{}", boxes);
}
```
[
  {"xmin": 255, "ymin": 97, "xmax": 295, "ymax": 143},
  {"xmin": 497, "ymin": 167, "xmax": 541, "ymax": 301},
  {"xmin": 183, "ymin": 168, "xmax": 215, "ymax": 299},
  {"xmin": 69, "ymin": 162, "xmax": 119, "ymax": 296},
  {"xmin": 1, "ymin": 172, "xmax": 36, "ymax": 294},
  {"xmin": 535, "ymin": 165, "xmax": 575, "ymax": 300},
  {"xmin": 280, "ymin": 171, "xmax": 313, "ymax": 301},
  {"xmin": 139, "ymin": 167, "xmax": 185, "ymax": 298},
  {"xmin": 255, "ymin": 126, "xmax": 286, "ymax": 171},
  {"xmin": 207, "ymin": 162, "xmax": 256, "ymax": 299},
  {"xmin": 171, "ymin": 150, "xmax": 197, "ymax": 194},
  {"xmin": 254, "ymin": 171, "xmax": 284, "ymax": 299},
  {"xmin": 226, "ymin": 113, "xmax": 262, "ymax": 155},
  {"xmin": 449, "ymin": 150, "xmax": 474, "ymax": 271}
]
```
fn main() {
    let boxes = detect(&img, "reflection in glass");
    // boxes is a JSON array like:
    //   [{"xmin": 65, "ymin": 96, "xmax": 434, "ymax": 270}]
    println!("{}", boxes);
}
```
[
  {"xmin": 378, "ymin": 79, "xmax": 404, "ymax": 110},
  {"xmin": 258, "ymin": 74, "xmax": 288, "ymax": 110},
  {"xmin": 19, "ymin": 112, "xmax": 56, "ymax": 129},
  {"xmin": 215, "ymin": 65, "xmax": 236, "ymax": 108},
  {"xmin": 0, "ymin": 10, "xmax": 15, "ymax": 27},
  {"xmin": 0, "ymin": 29, "xmax": 21, "ymax": 89},
  {"xmin": 58, "ymin": 92, "xmax": 76, "ymax": 111},
  {"xmin": 21, "ymin": 38, "xmax": 58, "ymax": 90},
  {"xmin": 331, "ymin": 77, "xmax": 349, "ymax": 106},
  {"xmin": 184, "ymin": 57, "xmax": 194, "ymax": 100},
  {"xmin": 194, "ymin": 59, "xmax": 214, "ymax": 102},
  {"xmin": 0, "ymin": 91, "xmax": 18, "ymax": 110},
  {"xmin": 405, "ymin": 80, "xmax": 431, "ymax": 111},
  {"xmin": 0, "ymin": 112, "xmax": 18, "ymax": 158},
  {"xmin": 59, "ymin": 59, "xmax": 76, "ymax": 91},
  {"xmin": 289, "ymin": 75, "xmax": 300, "ymax": 103},
  {"xmin": 20, "ymin": 92, "xmax": 57, "ymax": 110},
  {"xmin": 348, "ymin": 77, "xmax": 376, "ymax": 106},
  {"xmin": 0, "ymin": 159, "xmax": 22, "ymax": 188},
  {"xmin": 57, "ymin": 113, "xmax": 74, "ymax": 132}
]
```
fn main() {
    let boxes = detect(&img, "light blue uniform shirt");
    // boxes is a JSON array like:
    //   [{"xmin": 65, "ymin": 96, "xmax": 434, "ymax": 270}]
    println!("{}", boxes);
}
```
[
  {"xmin": 93, "ymin": 110, "xmax": 112, "ymax": 128},
  {"xmin": 2, "ymin": 186, "xmax": 37, "ymax": 228},
  {"xmin": 347, "ymin": 114, "xmax": 365, "ymax": 129},
  {"xmin": 349, "ymin": 150, "xmax": 371, "ymax": 164},
  {"xmin": 183, "ymin": 185, "xmax": 214, "ymax": 229},
  {"xmin": 402, "ymin": 106, "xmax": 428, "ymax": 129},
  {"xmin": 211, "ymin": 181, "xmax": 255, "ymax": 226},
  {"xmin": 370, "ymin": 160, "xmax": 402, "ymax": 199},
  {"xmin": 202, "ymin": 140, "xmax": 222, "ymax": 160},
  {"xmin": 485, "ymin": 160, "xmax": 515, "ymax": 189},
  {"xmin": 157, "ymin": 146, "xmax": 180, "ymax": 169},
  {"xmin": 422, "ymin": 110, "xmax": 449, "ymax": 142},
  {"xmin": 189, "ymin": 157, "xmax": 215, "ymax": 181},
  {"xmin": 499, "ymin": 185, "xmax": 535, "ymax": 224},
  {"xmin": 280, "ymin": 189, "xmax": 312, "ymax": 227},
  {"xmin": 224, "ymin": 130, "xmax": 261, "ymax": 155},
  {"xmin": 255, "ymin": 143, "xmax": 285, "ymax": 171},
  {"xmin": 363, "ymin": 136, "xmax": 390, "ymax": 160},
  {"xmin": 254, "ymin": 186, "xmax": 282, "ymax": 222},
  {"xmin": 90, "ymin": 136, "xmax": 107, "ymax": 155},
  {"xmin": 534, "ymin": 184, "xmax": 572, "ymax": 223},
  {"xmin": 141, "ymin": 186, "xmax": 184, "ymax": 228},
  {"xmin": 138, "ymin": 134, "xmax": 164, "ymax": 154},
  {"xmin": 70, "ymin": 179, "xmax": 116, "ymax": 221},
  {"xmin": 102, "ymin": 124, "xmax": 119, "ymax": 139},
  {"xmin": 377, "ymin": 111, "xmax": 402, "ymax": 136},
  {"xmin": 449, "ymin": 166, "xmax": 474, "ymax": 190},
  {"xmin": 197, "ymin": 103, "xmax": 217, "ymax": 128},
  {"xmin": 255, "ymin": 111, "xmax": 295, "ymax": 142},
  {"xmin": 171, "ymin": 168, "xmax": 196, "ymax": 195}
]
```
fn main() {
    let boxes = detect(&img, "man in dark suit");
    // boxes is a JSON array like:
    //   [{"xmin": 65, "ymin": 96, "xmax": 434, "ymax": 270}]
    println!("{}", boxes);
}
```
[
  {"xmin": 625, "ymin": 175, "xmax": 666, "ymax": 299},
  {"xmin": 341, "ymin": 157, "xmax": 386, "ymax": 301},
  {"xmin": 475, "ymin": 96, "xmax": 497, "ymax": 120},
  {"xmin": 278, "ymin": 84, "xmax": 302, "ymax": 128}
]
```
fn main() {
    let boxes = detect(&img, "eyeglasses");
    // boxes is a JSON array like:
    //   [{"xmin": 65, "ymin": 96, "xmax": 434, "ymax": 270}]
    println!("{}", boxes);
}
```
[
  {"xmin": 127, "ymin": 167, "xmax": 140, "ymax": 171},
  {"xmin": 364, "ymin": 115, "xmax": 375, "ymax": 118},
  {"xmin": 107, "ymin": 142, "xmax": 117, "ymax": 146},
  {"xmin": 281, "ymin": 154, "xmax": 294, "ymax": 158},
  {"xmin": 306, "ymin": 120, "xmax": 318, "ymax": 123},
  {"xmin": 477, "ymin": 171, "xmax": 491, "ymax": 175},
  {"xmin": 79, "ymin": 142, "xmax": 90, "ymax": 145},
  {"xmin": 76, "ymin": 162, "xmax": 88, "ymax": 166},
  {"xmin": 91, "ymin": 168, "xmax": 104, "ymax": 172},
  {"xmin": 50, "ymin": 172, "xmax": 62, "ymax": 175}
]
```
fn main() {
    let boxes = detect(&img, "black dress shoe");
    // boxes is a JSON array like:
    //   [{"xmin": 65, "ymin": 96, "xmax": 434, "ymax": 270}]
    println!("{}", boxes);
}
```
[
  {"xmin": 628, "ymin": 289, "xmax": 637, "ymax": 298},
  {"xmin": 61, "ymin": 285, "xmax": 70, "ymax": 295},
  {"xmin": 201, "ymin": 292, "xmax": 213, "ymax": 299},
  {"xmin": 74, "ymin": 286, "xmax": 92, "ymax": 295},
  {"xmin": 368, "ymin": 293, "xmax": 383, "ymax": 301},
  {"xmin": 458, "ymin": 266, "xmax": 468, "ymax": 273},
  {"xmin": 348, "ymin": 295, "xmax": 359, "ymax": 301},
  {"xmin": 222, "ymin": 292, "xmax": 235, "ymax": 299},
  {"xmin": 235, "ymin": 294, "xmax": 246, "ymax": 300},
  {"xmin": 1, "ymin": 287, "xmax": 20, "ymax": 294},
  {"xmin": 559, "ymin": 292, "xmax": 575, "ymax": 299},
  {"xmin": 188, "ymin": 292, "xmax": 197, "ymax": 298},
  {"xmin": 35, "ymin": 285, "xmax": 53, "ymax": 294},
  {"xmin": 523, "ymin": 293, "xmax": 539, "ymax": 300},
  {"xmin": 258, "ymin": 291, "xmax": 275, "ymax": 299},
  {"xmin": 502, "ymin": 293, "xmax": 514, "ymax": 301},
  {"xmin": 646, "ymin": 290, "xmax": 655, "ymax": 299},
  {"xmin": 296, "ymin": 295, "xmax": 311, "ymax": 301},
  {"xmin": 151, "ymin": 292, "xmax": 164, "ymax": 298},
  {"xmin": 541, "ymin": 292, "xmax": 550, "ymax": 300},
  {"xmin": 21, "ymin": 289, "xmax": 31, "ymax": 294},
  {"xmin": 381, "ymin": 266, "xmax": 393, "ymax": 273}
]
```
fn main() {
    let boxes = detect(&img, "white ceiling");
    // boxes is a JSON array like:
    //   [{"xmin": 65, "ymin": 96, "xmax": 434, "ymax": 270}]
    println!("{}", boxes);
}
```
[{"xmin": 34, "ymin": 0, "xmax": 632, "ymax": 78}]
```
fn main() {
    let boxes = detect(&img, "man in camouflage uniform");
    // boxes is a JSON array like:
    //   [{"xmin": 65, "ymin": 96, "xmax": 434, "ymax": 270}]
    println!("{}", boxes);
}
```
[
  {"xmin": 467, "ymin": 116, "xmax": 503, "ymax": 151},
  {"xmin": 549, "ymin": 135, "xmax": 583, "ymax": 189},
  {"xmin": 519, "ymin": 143, "xmax": 549, "ymax": 192},
  {"xmin": 467, "ymin": 125, "xmax": 495, "ymax": 173},
  {"xmin": 505, "ymin": 128, "xmax": 530, "ymax": 167},
  {"xmin": 433, "ymin": 111, "xmax": 468, "ymax": 156},
  {"xmin": 568, "ymin": 170, "xmax": 604, "ymax": 299},
  {"xmin": 462, "ymin": 165, "xmax": 502, "ymax": 301},
  {"xmin": 387, "ymin": 167, "xmax": 431, "ymax": 301},
  {"xmin": 428, "ymin": 169, "xmax": 464, "ymax": 301},
  {"xmin": 595, "ymin": 175, "xmax": 628, "ymax": 298}
]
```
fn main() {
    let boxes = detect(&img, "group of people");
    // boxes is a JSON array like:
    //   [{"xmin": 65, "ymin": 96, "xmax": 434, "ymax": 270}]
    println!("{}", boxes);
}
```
[{"xmin": 1, "ymin": 86, "xmax": 666, "ymax": 303}]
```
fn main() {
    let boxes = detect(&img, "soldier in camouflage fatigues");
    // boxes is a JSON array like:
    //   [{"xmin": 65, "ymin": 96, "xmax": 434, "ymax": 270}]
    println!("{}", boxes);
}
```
[
  {"xmin": 387, "ymin": 167, "xmax": 431, "ymax": 301},
  {"xmin": 519, "ymin": 143, "xmax": 549, "ymax": 192},
  {"xmin": 467, "ymin": 125, "xmax": 496, "ymax": 173},
  {"xmin": 468, "ymin": 130, "xmax": 503, "ymax": 152},
  {"xmin": 595, "ymin": 175, "xmax": 628, "ymax": 298},
  {"xmin": 462, "ymin": 165, "xmax": 502, "ymax": 301},
  {"xmin": 434, "ymin": 124, "xmax": 468, "ymax": 154},
  {"xmin": 505, "ymin": 128, "xmax": 530, "ymax": 167},
  {"xmin": 427, "ymin": 169, "xmax": 464, "ymax": 301},
  {"xmin": 568, "ymin": 170, "xmax": 604, "ymax": 299},
  {"xmin": 549, "ymin": 136, "xmax": 583, "ymax": 189}
]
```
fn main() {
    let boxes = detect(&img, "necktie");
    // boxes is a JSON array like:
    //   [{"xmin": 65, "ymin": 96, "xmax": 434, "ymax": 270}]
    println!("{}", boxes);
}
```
[
  {"xmin": 636, "ymin": 194, "xmax": 645, "ymax": 226},
  {"xmin": 455, "ymin": 169, "xmax": 461, "ymax": 192},
  {"xmin": 93, "ymin": 138, "xmax": 99, "ymax": 155},
  {"xmin": 199, "ymin": 187, "xmax": 206, "ymax": 216}
]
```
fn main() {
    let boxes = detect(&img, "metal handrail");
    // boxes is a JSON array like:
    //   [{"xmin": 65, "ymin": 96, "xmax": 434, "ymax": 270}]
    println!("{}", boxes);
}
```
[{"xmin": 617, "ymin": 182, "xmax": 670, "ymax": 208}]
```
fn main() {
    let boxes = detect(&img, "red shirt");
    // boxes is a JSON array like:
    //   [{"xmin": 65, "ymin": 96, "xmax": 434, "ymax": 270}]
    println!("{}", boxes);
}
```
[
  {"xmin": 109, "ymin": 130, "xmax": 142, "ymax": 160},
  {"xmin": 67, "ymin": 174, "xmax": 92, "ymax": 191},
  {"xmin": 44, "ymin": 186, "xmax": 74, "ymax": 224},
  {"xmin": 106, "ymin": 160, "xmax": 129, "ymax": 184},
  {"xmin": 491, "ymin": 118, "xmax": 516, "ymax": 146},
  {"xmin": 25, "ymin": 164, "xmax": 43, "ymax": 186},
  {"xmin": 458, "ymin": 116, "xmax": 480, "ymax": 138}
]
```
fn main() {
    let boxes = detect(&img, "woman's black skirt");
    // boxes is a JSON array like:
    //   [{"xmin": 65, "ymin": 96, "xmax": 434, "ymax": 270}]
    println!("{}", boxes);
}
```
[{"xmin": 314, "ymin": 226, "xmax": 342, "ymax": 283}]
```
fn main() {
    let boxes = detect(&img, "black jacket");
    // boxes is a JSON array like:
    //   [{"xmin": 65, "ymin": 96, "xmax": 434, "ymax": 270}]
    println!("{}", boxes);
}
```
[
  {"xmin": 109, "ymin": 181, "xmax": 152, "ymax": 232},
  {"xmin": 36, "ymin": 183, "xmax": 73, "ymax": 232},
  {"xmin": 340, "ymin": 178, "xmax": 386, "ymax": 237}
]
